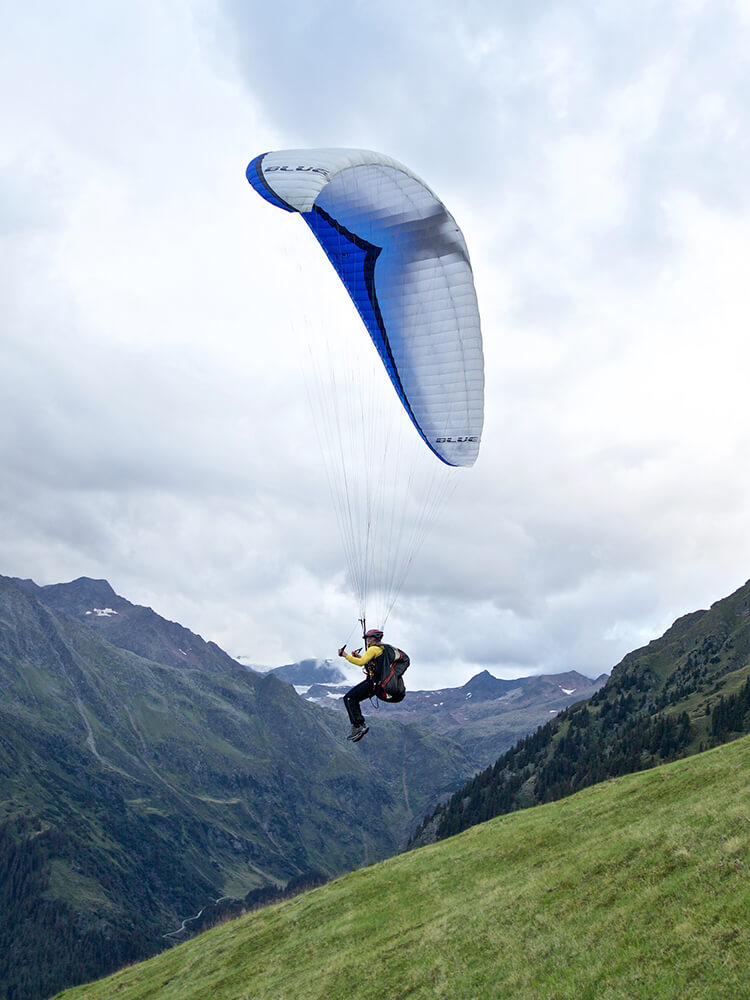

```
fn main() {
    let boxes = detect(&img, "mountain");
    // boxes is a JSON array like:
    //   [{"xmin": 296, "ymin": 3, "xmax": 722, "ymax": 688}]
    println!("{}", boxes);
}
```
[
  {"xmin": 0, "ymin": 575, "xmax": 476, "ymax": 1000},
  {"xmin": 412, "ymin": 578, "xmax": 750, "ymax": 846},
  {"xmin": 265, "ymin": 657, "xmax": 348, "ymax": 686},
  {"xmin": 300, "ymin": 667, "xmax": 608, "ymax": 768},
  {"xmin": 53, "ymin": 734, "xmax": 750, "ymax": 999},
  {"xmin": 13, "ymin": 576, "xmax": 241, "ymax": 673}
]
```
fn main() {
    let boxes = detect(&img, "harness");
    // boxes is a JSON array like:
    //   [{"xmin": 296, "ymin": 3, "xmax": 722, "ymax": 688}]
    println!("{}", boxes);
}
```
[{"xmin": 367, "ymin": 644, "xmax": 409, "ymax": 702}]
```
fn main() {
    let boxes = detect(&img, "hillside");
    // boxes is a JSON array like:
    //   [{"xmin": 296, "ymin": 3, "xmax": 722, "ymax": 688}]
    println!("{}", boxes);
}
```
[
  {"xmin": 413, "ymin": 578, "xmax": 750, "ymax": 845},
  {"xmin": 54, "ymin": 734, "xmax": 750, "ymax": 1000},
  {"xmin": 0, "ymin": 575, "xmax": 475, "ymax": 1000}
]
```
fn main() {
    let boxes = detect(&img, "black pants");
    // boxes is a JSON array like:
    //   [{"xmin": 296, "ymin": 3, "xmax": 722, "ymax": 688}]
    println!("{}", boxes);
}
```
[{"xmin": 343, "ymin": 677, "xmax": 377, "ymax": 725}]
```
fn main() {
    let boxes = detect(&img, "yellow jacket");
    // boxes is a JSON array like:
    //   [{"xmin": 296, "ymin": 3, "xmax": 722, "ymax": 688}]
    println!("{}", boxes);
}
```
[{"xmin": 343, "ymin": 645, "xmax": 383, "ymax": 673}]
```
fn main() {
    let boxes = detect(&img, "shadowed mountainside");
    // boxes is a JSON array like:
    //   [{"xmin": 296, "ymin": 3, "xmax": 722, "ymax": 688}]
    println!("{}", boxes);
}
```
[{"xmin": 0, "ymin": 575, "xmax": 474, "ymax": 999}]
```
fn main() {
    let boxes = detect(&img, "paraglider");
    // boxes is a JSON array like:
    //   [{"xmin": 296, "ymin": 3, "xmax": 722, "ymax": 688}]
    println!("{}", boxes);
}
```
[
  {"xmin": 338, "ymin": 627, "xmax": 410, "ymax": 742},
  {"xmin": 246, "ymin": 148, "xmax": 484, "ymax": 467},
  {"xmin": 246, "ymin": 148, "xmax": 484, "ymax": 738}
]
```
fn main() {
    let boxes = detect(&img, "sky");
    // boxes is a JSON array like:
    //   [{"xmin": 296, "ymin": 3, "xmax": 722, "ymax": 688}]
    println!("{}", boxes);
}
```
[{"xmin": 2, "ymin": 0, "xmax": 750, "ymax": 690}]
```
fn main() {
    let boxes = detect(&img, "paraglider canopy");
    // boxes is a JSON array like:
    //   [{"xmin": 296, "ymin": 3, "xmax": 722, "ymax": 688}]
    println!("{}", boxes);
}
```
[{"xmin": 247, "ymin": 148, "xmax": 484, "ymax": 467}]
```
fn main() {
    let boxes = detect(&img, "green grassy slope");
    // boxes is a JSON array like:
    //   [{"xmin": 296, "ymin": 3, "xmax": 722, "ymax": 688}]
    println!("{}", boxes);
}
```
[{"xmin": 55, "ymin": 735, "xmax": 750, "ymax": 1000}]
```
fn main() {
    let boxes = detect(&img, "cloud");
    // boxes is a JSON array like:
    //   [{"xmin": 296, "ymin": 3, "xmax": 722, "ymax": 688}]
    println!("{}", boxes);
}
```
[{"xmin": 2, "ymin": 0, "xmax": 750, "ymax": 689}]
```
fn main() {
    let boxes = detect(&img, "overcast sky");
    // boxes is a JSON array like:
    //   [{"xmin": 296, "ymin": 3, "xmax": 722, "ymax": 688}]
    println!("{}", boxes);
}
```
[{"xmin": 2, "ymin": 0, "xmax": 750, "ymax": 689}]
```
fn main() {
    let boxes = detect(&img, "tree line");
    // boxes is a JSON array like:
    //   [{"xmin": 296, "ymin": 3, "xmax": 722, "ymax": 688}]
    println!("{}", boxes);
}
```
[
  {"xmin": 415, "ymin": 703, "xmax": 695, "ymax": 843},
  {"xmin": 0, "ymin": 816, "xmax": 153, "ymax": 1000}
]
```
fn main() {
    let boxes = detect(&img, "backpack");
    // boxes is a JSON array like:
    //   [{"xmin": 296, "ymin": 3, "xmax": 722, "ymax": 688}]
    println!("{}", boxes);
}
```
[{"xmin": 375, "ymin": 644, "xmax": 410, "ymax": 703}]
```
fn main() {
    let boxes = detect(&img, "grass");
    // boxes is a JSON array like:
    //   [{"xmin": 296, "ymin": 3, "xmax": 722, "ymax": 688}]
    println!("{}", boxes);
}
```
[
  {"xmin": 55, "ymin": 735, "xmax": 750, "ymax": 1000},
  {"xmin": 42, "ymin": 859, "xmax": 115, "ymax": 912}
]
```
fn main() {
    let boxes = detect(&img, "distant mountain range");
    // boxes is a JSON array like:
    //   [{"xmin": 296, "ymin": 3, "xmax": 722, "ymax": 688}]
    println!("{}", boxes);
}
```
[
  {"xmin": 295, "ymin": 666, "xmax": 608, "ymax": 767},
  {"xmin": 264, "ymin": 657, "xmax": 348, "ymax": 686},
  {"xmin": 412, "ymin": 577, "xmax": 750, "ymax": 847}
]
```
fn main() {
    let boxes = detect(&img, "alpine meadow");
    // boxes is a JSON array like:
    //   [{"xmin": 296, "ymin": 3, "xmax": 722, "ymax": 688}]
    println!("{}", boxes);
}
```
[{"xmin": 54, "ymin": 734, "xmax": 750, "ymax": 1000}]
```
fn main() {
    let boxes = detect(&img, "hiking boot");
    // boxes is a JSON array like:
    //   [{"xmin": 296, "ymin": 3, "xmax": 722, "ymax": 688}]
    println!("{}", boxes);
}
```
[{"xmin": 347, "ymin": 723, "xmax": 369, "ymax": 742}]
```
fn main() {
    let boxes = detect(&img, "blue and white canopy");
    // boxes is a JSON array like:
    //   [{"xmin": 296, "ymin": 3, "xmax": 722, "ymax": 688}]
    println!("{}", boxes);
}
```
[{"xmin": 247, "ymin": 148, "xmax": 484, "ymax": 467}]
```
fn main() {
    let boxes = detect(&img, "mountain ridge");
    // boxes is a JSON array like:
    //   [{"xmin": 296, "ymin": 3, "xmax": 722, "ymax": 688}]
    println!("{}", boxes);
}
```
[
  {"xmin": 15, "ymin": 575, "xmax": 239, "ymax": 673},
  {"xmin": 297, "ymin": 665, "xmax": 608, "ymax": 767},
  {"xmin": 412, "ymin": 577, "xmax": 750, "ymax": 845}
]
